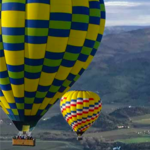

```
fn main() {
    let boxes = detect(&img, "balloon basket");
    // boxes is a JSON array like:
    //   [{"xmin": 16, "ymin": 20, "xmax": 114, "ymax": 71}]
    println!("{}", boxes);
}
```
[
  {"xmin": 77, "ymin": 135, "xmax": 83, "ymax": 141},
  {"xmin": 12, "ymin": 138, "xmax": 36, "ymax": 146},
  {"xmin": 12, "ymin": 131, "xmax": 36, "ymax": 146}
]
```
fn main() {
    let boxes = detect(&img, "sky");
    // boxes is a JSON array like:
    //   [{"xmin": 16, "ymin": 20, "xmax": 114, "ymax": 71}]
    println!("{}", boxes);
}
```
[{"xmin": 105, "ymin": 0, "xmax": 150, "ymax": 26}]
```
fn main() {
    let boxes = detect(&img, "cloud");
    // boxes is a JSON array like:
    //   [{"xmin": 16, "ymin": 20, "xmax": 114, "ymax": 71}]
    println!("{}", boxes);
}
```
[
  {"xmin": 105, "ymin": 1, "xmax": 141, "ymax": 7},
  {"xmin": 105, "ymin": 0, "xmax": 150, "ymax": 26}
]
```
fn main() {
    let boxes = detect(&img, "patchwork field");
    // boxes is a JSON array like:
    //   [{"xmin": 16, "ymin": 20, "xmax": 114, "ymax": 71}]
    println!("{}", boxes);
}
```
[
  {"xmin": 118, "ymin": 136, "xmax": 150, "ymax": 144},
  {"xmin": 132, "ymin": 114, "xmax": 150, "ymax": 125}
]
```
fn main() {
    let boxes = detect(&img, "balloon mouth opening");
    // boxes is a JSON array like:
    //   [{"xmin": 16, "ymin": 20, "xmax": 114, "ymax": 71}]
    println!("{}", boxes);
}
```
[{"xmin": 12, "ymin": 118, "xmax": 39, "ymax": 132}]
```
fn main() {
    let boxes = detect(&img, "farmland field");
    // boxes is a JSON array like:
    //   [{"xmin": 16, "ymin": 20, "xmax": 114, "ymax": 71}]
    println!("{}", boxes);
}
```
[
  {"xmin": 118, "ymin": 136, "xmax": 150, "ymax": 144},
  {"xmin": 132, "ymin": 114, "xmax": 150, "ymax": 125}
]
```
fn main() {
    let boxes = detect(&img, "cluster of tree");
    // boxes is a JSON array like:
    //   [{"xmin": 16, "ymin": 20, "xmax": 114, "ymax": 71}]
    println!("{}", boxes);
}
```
[
  {"xmin": 37, "ymin": 115, "xmax": 71, "ymax": 131},
  {"xmin": 92, "ymin": 113, "xmax": 129, "ymax": 131}
]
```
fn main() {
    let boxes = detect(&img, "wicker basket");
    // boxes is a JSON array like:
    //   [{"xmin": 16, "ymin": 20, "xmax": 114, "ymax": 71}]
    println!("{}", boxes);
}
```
[{"xmin": 12, "ymin": 139, "xmax": 36, "ymax": 146}]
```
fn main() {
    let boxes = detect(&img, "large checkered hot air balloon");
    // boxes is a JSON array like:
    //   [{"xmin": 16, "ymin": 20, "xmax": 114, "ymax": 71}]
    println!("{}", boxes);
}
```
[
  {"xmin": 0, "ymin": 0, "xmax": 105, "ymax": 137},
  {"xmin": 60, "ymin": 91, "xmax": 102, "ymax": 140}
]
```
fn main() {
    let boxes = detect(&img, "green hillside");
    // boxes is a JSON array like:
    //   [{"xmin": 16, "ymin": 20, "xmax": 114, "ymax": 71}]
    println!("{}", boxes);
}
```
[{"xmin": 71, "ymin": 28, "xmax": 150, "ymax": 106}]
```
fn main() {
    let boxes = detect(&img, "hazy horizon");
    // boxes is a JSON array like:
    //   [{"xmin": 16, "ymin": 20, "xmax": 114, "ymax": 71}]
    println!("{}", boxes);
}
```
[{"xmin": 105, "ymin": 0, "xmax": 150, "ymax": 26}]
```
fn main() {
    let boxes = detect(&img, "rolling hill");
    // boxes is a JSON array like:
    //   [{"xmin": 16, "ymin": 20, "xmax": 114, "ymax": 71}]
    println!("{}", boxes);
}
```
[
  {"xmin": 110, "ymin": 107, "xmax": 150, "ymax": 119},
  {"xmin": 71, "ymin": 27, "xmax": 150, "ymax": 106},
  {"xmin": 104, "ymin": 26, "xmax": 149, "ymax": 35}
]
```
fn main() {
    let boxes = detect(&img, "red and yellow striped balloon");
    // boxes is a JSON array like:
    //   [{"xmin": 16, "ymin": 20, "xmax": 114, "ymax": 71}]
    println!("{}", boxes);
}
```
[{"xmin": 60, "ymin": 91, "xmax": 102, "ymax": 139}]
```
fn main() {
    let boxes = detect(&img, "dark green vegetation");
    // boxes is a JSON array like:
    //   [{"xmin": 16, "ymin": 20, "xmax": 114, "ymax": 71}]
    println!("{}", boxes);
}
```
[
  {"xmin": 110, "ymin": 107, "xmax": 150, "ymax": 119},
  {"xmin": 37, "ymin": 114, "xmax": 71, "ymax": 131}
]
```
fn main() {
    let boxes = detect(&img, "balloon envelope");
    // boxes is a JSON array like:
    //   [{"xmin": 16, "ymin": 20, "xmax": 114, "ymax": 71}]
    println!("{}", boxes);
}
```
[
  {"xmin": 60, "ymin": 91, "xmax": 102, "ymax": 136},
  {"xmin": 0, "ymin": 0, "xmax": 105, "ymax": 132}
]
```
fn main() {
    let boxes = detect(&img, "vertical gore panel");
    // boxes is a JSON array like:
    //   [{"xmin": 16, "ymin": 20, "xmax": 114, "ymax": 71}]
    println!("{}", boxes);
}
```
[
  {"xmin": 33, "ymin": 0, "xmax": 73, "ymax": 115},
  {"xmin": 56, "ymin": 0, "xmax": 106, "ymax": 98},
  {"xmin": 1, "ymin": 0, "xmax": 26, "ymax": 121},
  {"xmin": 49, "ymin": 0, "xmax": 102, "ymax": 102},
  {"xmin": 38, "ymin": 0, "xmax": 90, "ymax": 117},
  {"xmin": 25, "ymin": 0, "xmax": 50, "ymax": 116}
]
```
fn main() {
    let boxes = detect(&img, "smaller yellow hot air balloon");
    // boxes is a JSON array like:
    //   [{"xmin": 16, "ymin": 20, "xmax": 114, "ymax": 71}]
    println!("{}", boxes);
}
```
[{"xmin": 60, "ymin": 91, "xmax": 102, "ymax": 140}]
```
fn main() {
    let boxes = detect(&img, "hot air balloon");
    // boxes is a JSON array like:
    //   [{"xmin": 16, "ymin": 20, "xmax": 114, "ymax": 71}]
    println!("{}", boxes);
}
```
[
  {"xmin": 60, "ymin": 91, "xmax": 102, "ymax": 140},
  {"xmin": 0, "ymin": 0, "xmax": 105, "ymax": 145}
]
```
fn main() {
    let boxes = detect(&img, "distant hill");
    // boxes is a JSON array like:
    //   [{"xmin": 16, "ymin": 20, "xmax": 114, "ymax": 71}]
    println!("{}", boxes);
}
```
[
  {"xmin": 92, "ymin": 113, "xmax": 129, "ymax": 130},
  {"xmin": 104, "ymin": 26, "xmax": 149, "ymax": 35},
  {"xmin": 110, "ymin": 107, "xmax": 150, "ymax": 119},
  {"xmin": 72, "ymin": 28, "xmax": 150, "ymax": 106}
]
